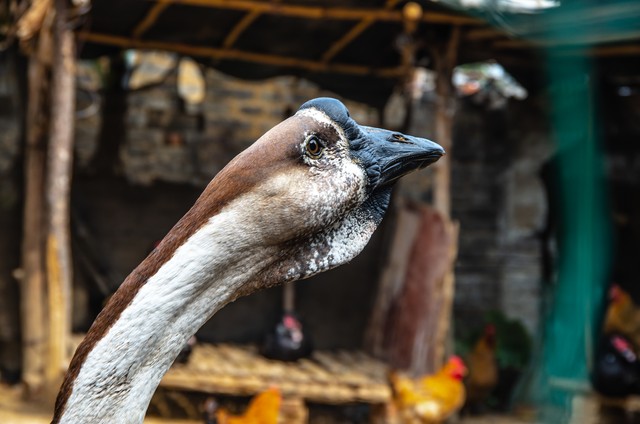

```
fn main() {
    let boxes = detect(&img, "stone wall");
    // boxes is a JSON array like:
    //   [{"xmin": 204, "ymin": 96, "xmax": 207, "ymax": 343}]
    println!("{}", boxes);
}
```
[
  {"xmin": 450, "ymin": 96, "xmax": 552, "ymax": 336},
  {"xmin": 120, "ymin": 64, "xmax": 377, "ymax": 186}
]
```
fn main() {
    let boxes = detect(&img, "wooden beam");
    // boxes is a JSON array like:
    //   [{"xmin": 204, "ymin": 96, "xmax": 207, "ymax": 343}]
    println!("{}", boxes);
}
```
[
  {"xmin": 321, "ymin": 0, "xmax": 401, "ymax": 64},
  {"xmin": 495, "ymin": 28, "xmax": 640, "ymax": 49},
  {"xmin": 222, "ymin": 0, "xmax": 284, "ymax": 50},
  {"xmin": 79, "ymin": 32, "xmax": 406, "ymax": 77},
  {"xmin": 133, "ymin": 0, "xmax": 172, "ymax": 39},
  {"xmin": 493, "ymin": 38, "xmax": 532, "ymax": 49},
  {"xmin": 589, "ymin": 44, "xmax": 640, "ymax": 57},
  {"xmin": 465, "ymin": 26, "xmax": 504, "ymax": 41},
  {"xmin": 157, "ymin": 0, "xmax": 481, "ymax": 25},
  {"xmin": 45, "ymin": 0, "xmax": 76, "ymax": 382},
  {"xmin": 222, "ymin": 10, "xmax": 261, "ymax": 49},
  {"xmin": 322, "ymin": 18, "xmax": 374, "ymax": 64}
]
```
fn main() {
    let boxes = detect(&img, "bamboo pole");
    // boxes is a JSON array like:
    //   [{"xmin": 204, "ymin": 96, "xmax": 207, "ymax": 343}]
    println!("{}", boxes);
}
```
[
  {"xmin": 78, "ymin": 32, "xmax": 405, "ymax": 77},
  {"xmin": 148, "ymin": 0, "xmax": 481, "ymax": 25},
  {"xmin": 44, "ymin": 0, "xmax": 76, "ymax": 381}
]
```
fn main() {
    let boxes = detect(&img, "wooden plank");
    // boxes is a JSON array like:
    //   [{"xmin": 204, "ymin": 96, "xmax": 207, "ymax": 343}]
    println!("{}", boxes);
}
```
[
  {"xmin": 45, "ymin": 0, "xmax": 76, "ymax": 382},
  {"xmin": 78, "ymin": 32, "xmax": 405, "ymax": 77},
  {"xmin": 365, "ymin": 203, "xmax": 422, "ymax": 357},
  {"xmin": 381, "ymin": 205, "xmax": 459, "ymax": 375},
  {"xmin": 158, "ymin": 343, "xmax": 391, "ymax": 404},
  {"xmin": 162, "ymin": 0, "xmax": 482, "ymax": 25}
]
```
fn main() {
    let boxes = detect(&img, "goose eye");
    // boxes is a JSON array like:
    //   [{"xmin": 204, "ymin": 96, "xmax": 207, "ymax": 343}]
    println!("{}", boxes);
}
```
[{"xmin": 305, "ymin": 136, "xmax": 323, "ymax": 158}]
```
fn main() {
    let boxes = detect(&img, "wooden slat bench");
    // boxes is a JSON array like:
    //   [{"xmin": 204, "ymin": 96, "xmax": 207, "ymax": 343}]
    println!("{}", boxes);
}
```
[{"xmin": 161, "ymin": 343, "xmax": 391, "ymax": 404}]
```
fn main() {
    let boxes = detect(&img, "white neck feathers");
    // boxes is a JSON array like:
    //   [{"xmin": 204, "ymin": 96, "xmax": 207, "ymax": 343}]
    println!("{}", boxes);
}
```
[{"xmin": 56, "ymin": 199, "xmax": 278, "ymax": 424}]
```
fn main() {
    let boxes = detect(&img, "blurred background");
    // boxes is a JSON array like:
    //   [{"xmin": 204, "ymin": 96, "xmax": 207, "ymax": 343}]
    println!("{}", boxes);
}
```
[{"xmin": 0, "ymin": 0, "xmax": 638, "ymax": 422}]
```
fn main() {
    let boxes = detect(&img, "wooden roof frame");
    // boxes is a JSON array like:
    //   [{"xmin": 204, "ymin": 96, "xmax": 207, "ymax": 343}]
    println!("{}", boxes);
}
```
[
  {"xmin": 82, "ymin": 0, "xmax": 482, "ymax": 78},
  {"xmin": 80, "ymin": 0, "xmax": 640, "ymax": 78}
]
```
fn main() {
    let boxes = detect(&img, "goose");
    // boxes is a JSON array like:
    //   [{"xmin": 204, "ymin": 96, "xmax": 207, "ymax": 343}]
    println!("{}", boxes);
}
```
[{"xmin": 51, "ymin": 97, "xmax": 444, "ymax": 423}]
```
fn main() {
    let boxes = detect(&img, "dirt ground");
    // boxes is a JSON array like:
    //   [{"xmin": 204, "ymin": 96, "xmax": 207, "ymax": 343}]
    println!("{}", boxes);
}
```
[
  {"xmin": 3, "ymin": 383, "xmax": 632, "ymax": 424},
  {"xmin": 0, "ymin": 384, "xmax": 201, "ymax": 424}
]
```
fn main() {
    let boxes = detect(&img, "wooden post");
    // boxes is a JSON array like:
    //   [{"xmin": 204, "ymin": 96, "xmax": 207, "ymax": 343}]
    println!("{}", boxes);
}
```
[
  {"xmin": 430, "ymin": 25, "xmax": 460, "ymax": 370},
  {"xmin": 433, "ymin": 25, "xmax": 460, "ymax": 217},
  {"xmin": 283, "ymin": 283, "xmax": 295, "ymax": 313},
  {"xmin": 44, "ymin": 0, "xmax": 76, "ymax": 381},
  {"xmin": 20, "ymin": 41, "xmax": 48, "ymax": 394}
]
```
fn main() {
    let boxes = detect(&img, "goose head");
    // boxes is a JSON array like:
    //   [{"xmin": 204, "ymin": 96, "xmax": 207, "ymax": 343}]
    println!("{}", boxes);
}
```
[{"xmin": 213, "ymin": 97, "xmax": 445, "ymax": 286}]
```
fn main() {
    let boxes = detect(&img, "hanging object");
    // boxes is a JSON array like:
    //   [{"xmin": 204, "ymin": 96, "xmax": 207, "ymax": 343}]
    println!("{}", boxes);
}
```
[
  {"xmin": 402, "ymin": 2, "xmax": 423, "ymax": 35},
  {"xmin": 177, "ymin": 57, "xmax": 206, "ymax": 106},
  {"xmin": 125, "ymin": 50, "xmax": 176, "ymax": 90}
]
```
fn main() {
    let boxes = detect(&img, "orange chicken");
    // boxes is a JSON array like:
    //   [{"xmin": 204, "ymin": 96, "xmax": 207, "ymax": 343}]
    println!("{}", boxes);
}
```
[
  {"xmin": 465, "ymin": 324, "xmax": 498, "ymax": 408},
  {"xmin": 390, "ymin": 356, "xmax": 467, "ymax": 423},
  {"xmin": 213, "ymin": 388, "xmax": 281, "ymax": 424},
  {"xmin": 604, "ymin": 284, "xmax": 639, "ymax": 339}
]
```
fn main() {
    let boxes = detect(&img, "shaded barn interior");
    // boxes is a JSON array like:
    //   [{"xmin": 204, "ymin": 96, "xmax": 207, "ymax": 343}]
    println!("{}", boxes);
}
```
[{"xmin": 2, "ymin": 0, "xmax": 640, "ymax": 422}]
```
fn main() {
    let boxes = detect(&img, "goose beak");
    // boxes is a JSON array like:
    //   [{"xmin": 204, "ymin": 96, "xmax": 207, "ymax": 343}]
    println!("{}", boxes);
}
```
[{"xmin": 358, "ymin": 126, "xmax": 445, "ymax": 187}]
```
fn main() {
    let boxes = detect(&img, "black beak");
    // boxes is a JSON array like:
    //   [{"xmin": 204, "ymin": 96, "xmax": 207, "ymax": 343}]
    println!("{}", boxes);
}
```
[{"xmin": 358, "ymin": 126, "xmax": 445, "ymax": 188}]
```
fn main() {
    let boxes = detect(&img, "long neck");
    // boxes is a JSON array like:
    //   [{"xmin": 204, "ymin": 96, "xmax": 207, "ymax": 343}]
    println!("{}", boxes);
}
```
[{"xmin": 53, "ymin": 205, "xmax": 279, "ymax": 424}]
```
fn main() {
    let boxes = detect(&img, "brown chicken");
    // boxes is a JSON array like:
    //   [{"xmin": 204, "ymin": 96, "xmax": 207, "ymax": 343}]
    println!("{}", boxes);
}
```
[
  {"xmin": 208, "ymin": 388, "xmax": 281, "ymax": 424},
  {"xmin": 390, "ymin": 356, "xmax": 467, "ymax": 423},
  {"xmin": 465, "ymin": 324, "xmax": 498, "ymax": 409},
  {"xmin": 604, "ymin": 284, "xmax": 639, "ymax": 339}
]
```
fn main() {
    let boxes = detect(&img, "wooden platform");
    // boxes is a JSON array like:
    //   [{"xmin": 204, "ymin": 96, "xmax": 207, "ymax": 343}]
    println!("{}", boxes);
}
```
[{"xmin": 161, "ymin": 343, "xmax": 392, "ymax": 405}]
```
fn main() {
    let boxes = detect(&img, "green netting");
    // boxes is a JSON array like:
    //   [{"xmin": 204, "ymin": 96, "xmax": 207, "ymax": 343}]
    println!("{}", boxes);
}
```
[
  {"xmin": 518, "ymin": 5, "xmax": 614, "ymax": 422},
  {"xmin": 532, "ymin": 52, "xmax": 611, "ymax": 421},
  {"xmin": 459, "ymin": 1, "xmax": 627, "ymax": 420}
]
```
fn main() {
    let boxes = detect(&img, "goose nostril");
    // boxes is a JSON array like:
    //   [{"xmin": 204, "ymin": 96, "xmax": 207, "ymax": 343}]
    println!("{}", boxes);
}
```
[{"xmin": 391, "ymin": 133, "xmax": 411, "ymax": 143}]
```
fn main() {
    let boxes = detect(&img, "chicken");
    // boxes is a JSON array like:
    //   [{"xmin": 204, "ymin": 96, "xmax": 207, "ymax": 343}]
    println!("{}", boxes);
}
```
[
  {"xmin": 260, "ymin": 312, "xmax": 313, "ymax": 362},
  {"xmin": 390, "ymin": 356, "xmax": 467, "ymax": 423},
  {"xmin": 210, "ymin": 388, "xmax": 281, "ymax": 424},
  {"xmin": 592, "ymin": 334, "xmax": 640, "ymax": 397},
  {"xmin": 465, "ymin": 324, "xmax": 498, "ymax": 410},
  {"xmin": 603, "ymin": 284, "xmax": 639, "ymax": 339}
]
